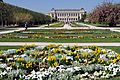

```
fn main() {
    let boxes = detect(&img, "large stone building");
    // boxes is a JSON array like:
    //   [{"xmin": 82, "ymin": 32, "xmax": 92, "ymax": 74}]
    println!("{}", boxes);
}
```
[{"xmin": 49, "ymin": 8, "xmax": 86, "ymax": 22}]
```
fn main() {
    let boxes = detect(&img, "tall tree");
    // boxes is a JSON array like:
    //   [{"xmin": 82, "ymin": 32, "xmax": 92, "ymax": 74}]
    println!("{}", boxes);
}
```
[
  {"xmin": 13, "ymin": 12, "xmax": 33, "ymax": 24},
  {"xmin": 0, "ymin": 2, "xmax": 51, "ymax": 27},
  {"xmin": 89, "ymin": 2, "xmax": 120, "ymax": 26},
  {"xmin": 0, "ymin": 0, "xmax": 3, "ymax": 2}
]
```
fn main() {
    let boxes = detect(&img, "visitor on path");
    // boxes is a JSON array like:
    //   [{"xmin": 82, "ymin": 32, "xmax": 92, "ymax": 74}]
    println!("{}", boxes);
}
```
[{"xmin": 25, "ymin": 22, "xmax": 28, "ymax": 31}]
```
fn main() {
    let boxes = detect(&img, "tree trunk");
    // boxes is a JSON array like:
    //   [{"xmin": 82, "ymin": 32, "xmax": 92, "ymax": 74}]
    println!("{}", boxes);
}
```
[{"xmin": 0, "ymin": 13, "xmax": 4, "ymax": 27}]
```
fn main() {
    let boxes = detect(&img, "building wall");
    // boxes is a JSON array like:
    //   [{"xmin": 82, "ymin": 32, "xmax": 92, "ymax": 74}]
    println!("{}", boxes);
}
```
[{"xmin": 49, "ymin": 8, "xmax": 86, "ymax": 22}]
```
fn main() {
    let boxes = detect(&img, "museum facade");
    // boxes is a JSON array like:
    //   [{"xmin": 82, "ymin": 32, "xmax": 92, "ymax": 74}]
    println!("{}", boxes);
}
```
[{"xmin": 49, "ymin": 8, "xmax": 86, "ymax": 22}]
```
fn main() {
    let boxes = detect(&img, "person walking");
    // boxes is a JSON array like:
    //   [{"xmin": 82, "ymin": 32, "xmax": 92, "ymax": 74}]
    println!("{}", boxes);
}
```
[{"xmin": 25, "ymin": 22, "xmax": 28, "ymax": 31}]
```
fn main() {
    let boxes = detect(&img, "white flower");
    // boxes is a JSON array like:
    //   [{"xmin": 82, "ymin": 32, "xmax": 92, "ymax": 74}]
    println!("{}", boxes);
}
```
[
  {"xmin": 99, "ymin": 70, "xmax": 103, "ymax": 75},
  {"xmin": 59, "ymin": 65, "xmax": 65, "ymax": 69},
  {"xmin": 44, "ymin": 71, "xmax": 50, "ymax": 76},
  {"xmin": 102, "ymin": 71, "xmax": 106, "ymax": 76},
  {"xmin": 101, "ymin": 75, "xmax": 105, "ymax": 78},
  {"xmin": 66, "ymin": 56, "xmax": 73, "ymax": 60},
  {"xmin": 13, "ymin": 55, "xmax": 19, "ymax": 58},
  {"xmin": 113, "ymin": 68, "xmax": 116, "ymax": 72},
  {"xmin": 90, "ymin": 75, "xmax": 95, "ymax": 79},
  {"xmin": 2, "ymin": 71, "xmax": 7, "ymax": 75},
  {"xmin": 6, "ymin": 67, "xmax": 12, "ymax": 71},
  {"xmin": 20, "ymin": 54, "xmax": 27, "ymax": 58},
  {"xmin": 85, "ymin": 72, "xmax": 88, "ymax": 76},
  {"xmin": 94, "ymin": 71, "xmax": 99, "ymax": 77},
  {"xmin": 105, "ymin": 66, "xmax": 108, "ymax": 70},
  {"xmin": 36, "ymin": 71, "xmax": 41, "ymax": 75},
  {"xmin": 74, "ymin": 66, "xmax": 81, "ymax": 71},
  {"xmin": 7, "ymin": 58, "xmax": 14, "ymax": 62},
  {"xmin": 66, "ymin": 68, "xmax": 75, "ymax": 72},
  {"xmin": 0, "ymin": 59, "xmax": 3, "ymax": 61},
  {"xmin": 31, "ymin": 70, "xmax": 36, "ymax": 74},
  {"xmin": 58, "ymin": 69, "xmax": 65, "ymax": 73},
  {"xmin": 105, "ymin": 74, "xmax": 110, "ymax": 79},
  {"xmin": 113, "ymin": 72, "xmax": 117, "ymax": 76},
  {"xmin": 25, "ymin": 75, "xmax": 31, "ymax": 80},
  {"xmin": 32, "ymin": 75, "xmax": 38, "ymax": 79},
  {"xmin": 48, "ymin": 67, "xmax": 56, "ymax": 72},
  {"xmin": 0, "ymin": 64, "xmax": 7, "ymax": 69}
]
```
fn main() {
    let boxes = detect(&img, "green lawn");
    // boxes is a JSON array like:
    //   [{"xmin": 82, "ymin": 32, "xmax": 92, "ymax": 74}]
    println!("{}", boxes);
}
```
[
  {"xmin": 0, "ymin": 29, "xmax": 120, "ymax": 42},
  {"xmin": 45, "ymin": 22, "xmax": 65, "ymax": 27},
  {"xmin": 0, "ymin": 46, "xmax": 21, "ymax": 50},
  {"xmin": 80, "ymin": 22, "xmax": 108, "ymax": 26},
  {"xmin": 0, "ymin": 29, "xmax": 15, "ymax": 31},
  {"xmin": 70, "ymin": 22, "xmax": 88, "ymax": 27},
  {"xmin": 80, "ymin": 22, "xmax": 120, "ymax": 27}
]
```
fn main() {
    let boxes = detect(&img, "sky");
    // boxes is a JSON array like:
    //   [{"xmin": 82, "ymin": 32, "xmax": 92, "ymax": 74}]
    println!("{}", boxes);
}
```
[{"xmin": 4, "ymin": 0, "xmax": 120, "ymax": 14}]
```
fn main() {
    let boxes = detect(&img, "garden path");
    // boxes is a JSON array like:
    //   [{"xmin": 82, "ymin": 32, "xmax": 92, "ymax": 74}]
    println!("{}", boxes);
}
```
[
  {"xmin": 1, "ymin": 23, "xmax": 120, "ymax": 35},
  {"xmin": 0, "ymin": 42, "xmax": 120, "ymax": 46}
]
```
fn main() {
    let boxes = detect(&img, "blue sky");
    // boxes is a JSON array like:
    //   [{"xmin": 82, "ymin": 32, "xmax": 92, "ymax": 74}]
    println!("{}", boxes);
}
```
[{"xmin": 4, "ymin": 0, "xmax": 120, "ymax": 13}]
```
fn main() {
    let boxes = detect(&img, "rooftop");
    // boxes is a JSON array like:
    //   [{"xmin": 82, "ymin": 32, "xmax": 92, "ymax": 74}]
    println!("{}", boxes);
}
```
[{"xmin": 51, "ymin": 8, "xmax": 85, "ymax": 11}]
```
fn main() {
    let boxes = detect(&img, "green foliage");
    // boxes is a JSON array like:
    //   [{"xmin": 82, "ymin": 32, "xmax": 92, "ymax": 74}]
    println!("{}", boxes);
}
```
[
  {"xmin": 13, "ymin": 12, "xmax": 33, "ymax": 23},
  {"xmin": 89, "ymin": 2, "xmax": 120, "ymax": 26},
  {"xmin": 0, "ymin": 2, "xmax": 51, "ymax": 26}
]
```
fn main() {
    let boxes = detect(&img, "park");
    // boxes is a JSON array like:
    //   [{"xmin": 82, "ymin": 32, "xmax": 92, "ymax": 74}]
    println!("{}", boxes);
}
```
[{"xmin": 0, "ymin": 0, "xmax": 120, "ymax": 80}]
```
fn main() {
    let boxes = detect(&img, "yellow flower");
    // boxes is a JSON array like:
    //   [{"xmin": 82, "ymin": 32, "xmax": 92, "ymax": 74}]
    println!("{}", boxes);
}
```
[
  {"xmin": 75, "ymin": 54, "xmax": 80, "ymax": 59},
  {"xmin": 47, "ymin": 56, "xmax": 57, "ymax": 61},
  {"xmin": 92, "ymin": 58, "xmax": 96, "ymax": 62},
  {"xmin": 51, "ymin": 56, "xmax": 57, "ymax": 61},
  {"xmin": 96, "ymin": 47, "xmax": 101, "ymax": 54},
  {"xmin": 16, "ymin": 48, "xmax": 24, "ymax": 54},
  {"xmin": 48, "ymin": 44, "xmax": 56, "ymax": 48},
  {"xmin": 66, "ymin": 59, "xmax": 68, "ymax": 62},
  {"xmin": 102, "ymin": 50, "xmax": 107, "ymax": 54},
  {"xmin": 98, "ymin": 58, "xmax": 101, "ymax": 62},
  {"xmin": 100, "ymin": 59, "xmax": 104, "ymax": 64},
  {"xmin": 72, "ymin": 45, "xmax": 79, "ymax": 50},
  {"xmin": 52, "ymin": 48, "xmax": 61, "ymax": 53},
  {"xmin": 22, "ymin": 63, "xmax": 24, "ymax": 67},
  {"xmin": 17, "ymin": 58, "xmax": 24, "ymax": 61},
  {"xmin": 113, "ymin": 59, "xmax": 117, "ymax": 63},
  {"xmin": 98, "ymin": 58, "xmax": 104, "ymax": 64},
  {"xmin": 54, "ymin": 62, "xmax": 59, "ymax": 67},
  {"xmin": 47, "ymin": 56, "xmax": 51, "ymax": 61},
  {"xmin": 61, "ymin": 56, "xmax": 66, "ymax": 60},
  {"xmin": 82, "ymin": 52, "xmax": 89, "ymax": 58},
  {"xmin": 67, "ymin": 52, "xmax": 74, "ymax": 56}
]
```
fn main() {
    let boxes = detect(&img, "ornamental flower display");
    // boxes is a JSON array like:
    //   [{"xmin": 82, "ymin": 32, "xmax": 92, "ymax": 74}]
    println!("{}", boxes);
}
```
[{"xmin": 0, "ymin": 44, "xmax": 120, "ymax": 80}]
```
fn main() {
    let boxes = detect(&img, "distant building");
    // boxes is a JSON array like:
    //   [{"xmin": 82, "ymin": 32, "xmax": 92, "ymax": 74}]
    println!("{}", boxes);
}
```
[{"xmin": 49, "ymin": 8, "xmax": 86, "ymax": 22}]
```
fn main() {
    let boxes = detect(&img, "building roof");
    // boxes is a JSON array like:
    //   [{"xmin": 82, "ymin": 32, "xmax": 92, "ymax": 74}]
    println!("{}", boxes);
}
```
[{"xmin": 51, "ymin": 8, "xmax": 85, "ymax": 11}]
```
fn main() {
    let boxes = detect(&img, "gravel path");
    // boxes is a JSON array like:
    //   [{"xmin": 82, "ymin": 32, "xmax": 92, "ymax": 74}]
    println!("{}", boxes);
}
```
[{"xmin": 0, "ymin": 42, "xmax": 120, "ymax": 46}]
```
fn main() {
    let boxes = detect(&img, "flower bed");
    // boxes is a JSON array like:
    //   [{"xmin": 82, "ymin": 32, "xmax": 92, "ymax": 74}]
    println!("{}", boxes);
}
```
[
  {"xmin": 0, "ymin": 29, "xmax": 120, "ymax": 41},
  {"xmin": 0, "ymin": 45, "xmax": 120, "ymax": 80}
]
